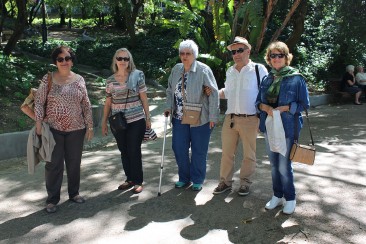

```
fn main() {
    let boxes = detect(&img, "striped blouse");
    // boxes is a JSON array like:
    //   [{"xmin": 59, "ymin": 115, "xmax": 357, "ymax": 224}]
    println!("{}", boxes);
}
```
[{"xmin": 106, "ymin": 71, "xmax": 147, "ymax": 123}]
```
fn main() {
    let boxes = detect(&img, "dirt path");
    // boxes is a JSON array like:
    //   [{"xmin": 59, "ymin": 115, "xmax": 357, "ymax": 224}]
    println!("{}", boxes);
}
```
[{"xmin": 0, "ymin": 100, "xmax": 365, "ymax": 243}]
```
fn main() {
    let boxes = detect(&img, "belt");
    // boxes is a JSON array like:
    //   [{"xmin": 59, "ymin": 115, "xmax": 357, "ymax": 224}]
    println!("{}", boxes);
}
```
[{"xmin": 231, "ymin": 113, "xmax": 256, "ymax": 117}]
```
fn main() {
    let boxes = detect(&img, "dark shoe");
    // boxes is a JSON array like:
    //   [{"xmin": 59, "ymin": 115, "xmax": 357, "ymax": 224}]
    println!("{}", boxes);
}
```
[
  {"xmin": 70, "ymin": 195, "xmax": 85, "ymax": 203},
  {"xmin": 238, "ymin": 185, "xmax": 250, "ymax": 196},
  {"xmin": 175, "ymin": 181, "xmax": 192, "ymax": 188},
  {"xmin": 192, "ymin": 183, "xmax": 202, "ymax": 191},
  {"xmin": 213, "ymin": 182, "xmax": 232, "ymax": 195},
  {"xmin": 353, "ymin": 102, "xmax": 362, "ymax": 105},
  {"xmin": 131, "ymin": 185, "xmax": 143, "ymax": 194},
  {"xmin": 118, "ymin": 181, "xmax": 134, "ymax": 190},
  {"xmin": 46, "ymin": 203, "xmax": 57, "ymax": 213}
]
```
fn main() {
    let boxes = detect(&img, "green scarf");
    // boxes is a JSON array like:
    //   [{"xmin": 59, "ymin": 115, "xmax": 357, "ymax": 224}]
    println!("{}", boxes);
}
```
[{"xmin": 266, "ymin": 66, "xmax": 301, "ymax": 104}]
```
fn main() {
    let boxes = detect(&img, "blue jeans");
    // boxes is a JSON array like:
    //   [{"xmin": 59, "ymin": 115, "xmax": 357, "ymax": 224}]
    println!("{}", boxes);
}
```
[
  {"xmin": 172, "ymin": 118, "xmax": 212, "ymax": 184},
  {"xmin": 264, "ymin": 134, "xmax": 296, "ymax": 201}
]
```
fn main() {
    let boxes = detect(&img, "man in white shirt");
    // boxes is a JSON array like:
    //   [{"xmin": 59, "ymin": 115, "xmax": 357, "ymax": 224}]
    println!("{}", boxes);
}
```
[{"xmin": 213, "ymin": 36, "xmax": 268, "ymax": 196}]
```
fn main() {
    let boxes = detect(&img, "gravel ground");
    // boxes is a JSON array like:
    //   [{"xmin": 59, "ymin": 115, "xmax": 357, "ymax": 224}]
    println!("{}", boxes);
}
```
[{"xmin": 0, "ymin": 100, "xmax": 365, "ymax": 244}]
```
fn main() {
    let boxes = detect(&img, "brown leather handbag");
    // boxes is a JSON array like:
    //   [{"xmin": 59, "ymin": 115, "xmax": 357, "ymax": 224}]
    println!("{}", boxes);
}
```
[
  {"xmin": 180, "ymin": 73, "xmax": 202, "ymax": 125},
  {"xmin": 289, "ymin": 106, "xmax": 316, "ymax": 165}
]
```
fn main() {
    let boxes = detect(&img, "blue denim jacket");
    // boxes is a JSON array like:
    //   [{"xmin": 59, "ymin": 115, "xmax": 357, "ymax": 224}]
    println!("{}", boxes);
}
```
[{"xmin": 255, "ymin": 73, "xmax": 310, "ymax": 140}]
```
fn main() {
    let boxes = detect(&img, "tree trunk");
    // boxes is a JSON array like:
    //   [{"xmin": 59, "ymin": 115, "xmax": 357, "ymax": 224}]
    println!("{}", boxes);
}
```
[
  {"xmin": 0, "ymin": 0, "xmax": 8, "ymax": 37},
  {"xmin": 3, "ymin": 0, "xmax": 27, "ymax": 56},
  {"xmin": 28, "ymin": 1, "xmax": 41, "ymax": 25},
  {"xmin": 122, "ymin": 0, "xmax": 144, "ymax": 46},
  {"xmin": 81, "ymin": 0, "xmax": 87, "ymax": 19},
  {"xmin": 255, "ymin": 0, "xmax": 278, "ymax": 54},
  {"xmin": 286, "ymin": 0, "xmax": 307, "ymax": 51},
  {"xmin": 183, "ymin": 0, "xmax": 193, "ymax": 11},
  {"xmin": 270, "ymin": 0, "xmax": 302, "ymax": 43},
  {"xmin": 231, "ymin": 0, "xmax": 245, "ymax": 40},
  {"xmin": 113, "ymin": 4, "xmax": 125, "ymax": 29},
  {"xmin": 59, "ymin": 5, "xmax": 66, "ymax": 26}
]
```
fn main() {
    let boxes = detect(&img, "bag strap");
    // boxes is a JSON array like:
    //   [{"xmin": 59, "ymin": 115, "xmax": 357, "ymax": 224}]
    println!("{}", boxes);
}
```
[
  {"xmin": 255, "ymin": 64, "xmax": 260, "ymax": 88},
  {"xmin": 294, "ymin": 103, "xmax": 314, "ymax": 146},
  {"xmin": 181, "ymin": 72, "xmax": 203, "ymax": 106},
  {"xmin": 47, "ymin": 72, "xmax": 52, "ymax": 94}
]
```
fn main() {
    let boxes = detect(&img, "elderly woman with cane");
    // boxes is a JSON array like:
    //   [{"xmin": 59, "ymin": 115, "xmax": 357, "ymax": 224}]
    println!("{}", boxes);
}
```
[{"xmin": 164, "ymin": 39, "xmax": 219, "ymax": 191}]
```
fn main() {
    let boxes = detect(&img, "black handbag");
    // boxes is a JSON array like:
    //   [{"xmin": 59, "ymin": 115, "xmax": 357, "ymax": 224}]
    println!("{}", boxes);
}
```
[
  {"xmin": 109, "ymin": 90, "xmax": 129, "ymax": 133},
  {"xmin": 109, "ymin": 111, "xmax": 127, "ymax": 133}
]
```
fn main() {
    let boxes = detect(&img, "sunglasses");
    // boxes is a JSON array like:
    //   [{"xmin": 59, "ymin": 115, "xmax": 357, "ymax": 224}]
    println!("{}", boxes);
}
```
[
  {"xmin": 116, "ymin": 57, "xmax": 130, "ymax": 62},
  {"xmin": 56, "ymin": 56, "xmax": 72, "ymax": 63},
  {"xmin": 270, "ymin": 53, "xmax": 286, "ymax": 59},
  {"xmin": 231, "ymin": 48, "xmax": 246, "ymax": 55}
]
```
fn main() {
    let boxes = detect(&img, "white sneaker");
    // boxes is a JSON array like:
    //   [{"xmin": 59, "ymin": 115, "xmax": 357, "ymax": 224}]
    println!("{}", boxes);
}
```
[
  {"xmin": 283, "ymin": 200, "xmax": 296, "ymax": 214},
  {"xmin": 265, "ymin": 196, "xmax": 284, "ymax": 210}
]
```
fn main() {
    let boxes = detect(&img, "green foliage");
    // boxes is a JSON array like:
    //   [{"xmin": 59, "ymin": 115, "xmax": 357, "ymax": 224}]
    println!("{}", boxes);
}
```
[
  {"xmin": 0, "ymin": 51, "xmax": 55, "ymax": 96},
  {"xmin": 235, "ymin": 0, "xmax": 264, "ymax": 47},
  {"xmin": 17, "ymin": 24, "xmax": 178, "ymax": 85}
]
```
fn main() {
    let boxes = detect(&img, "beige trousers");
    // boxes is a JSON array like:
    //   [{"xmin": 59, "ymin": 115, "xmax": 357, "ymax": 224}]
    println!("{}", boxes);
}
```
[{"xmin": 220, "ymin": 114, "xmax": 259, "ymax": 187}]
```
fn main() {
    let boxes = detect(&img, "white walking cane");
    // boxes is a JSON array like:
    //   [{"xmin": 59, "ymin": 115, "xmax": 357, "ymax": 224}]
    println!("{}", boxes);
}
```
[{"xmin": 158, "ymin": 116, "xmax": 168, "ymax": 196}]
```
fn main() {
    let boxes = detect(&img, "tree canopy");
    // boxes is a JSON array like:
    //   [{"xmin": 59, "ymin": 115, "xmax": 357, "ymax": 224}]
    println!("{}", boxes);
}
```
[{"xmin": 1, "ymin": 0, "xmax": 366, "ymax": 89}]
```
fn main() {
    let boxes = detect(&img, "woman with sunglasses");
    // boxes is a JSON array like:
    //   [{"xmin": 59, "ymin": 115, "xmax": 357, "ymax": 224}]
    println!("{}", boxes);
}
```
[
  {"xmin": 164, "ymin": 40, "xmax": 219, "ymax": 191},
  {"xmin": 256, "ymin": 41, "xmax": 310, "ymax": 214},
  {"xmin": 102, "ymin": 48, "xmax": 151, "ymax": 194},
  {"xmin": 34, "ymin": 45, "xmax": 94, "ymax": 213}
]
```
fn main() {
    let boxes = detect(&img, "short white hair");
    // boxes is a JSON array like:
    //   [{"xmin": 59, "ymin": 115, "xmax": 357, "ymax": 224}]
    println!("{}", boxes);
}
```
[
  {"xmin": 179, "ymin": 40, "xmax": 199, "ymax": 59},
  {"xmin": 346, "ymin": 65, "xmax": 354, "ymax": 72}
]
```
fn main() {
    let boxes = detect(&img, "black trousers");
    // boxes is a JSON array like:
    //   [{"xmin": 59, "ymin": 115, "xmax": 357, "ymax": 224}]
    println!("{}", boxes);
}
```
[
  {"xmin": 46, "ymin": 128, "xmax": 86, "ymax": 204},
  {"xmin": 112, "ymin": 118, "xmax": 145, "ymax": 185}
]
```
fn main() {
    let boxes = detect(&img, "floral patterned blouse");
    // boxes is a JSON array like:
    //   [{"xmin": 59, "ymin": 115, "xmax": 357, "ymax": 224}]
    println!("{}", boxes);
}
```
[{"xmin": 35, "ymin": 72, "xmax": 93, "ymax": 132}]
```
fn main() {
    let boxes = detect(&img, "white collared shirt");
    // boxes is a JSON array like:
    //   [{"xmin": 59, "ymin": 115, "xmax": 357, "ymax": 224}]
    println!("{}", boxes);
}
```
[{"xmin": 222, "ymin": 60, "xmax": 268, "ymax": 115}]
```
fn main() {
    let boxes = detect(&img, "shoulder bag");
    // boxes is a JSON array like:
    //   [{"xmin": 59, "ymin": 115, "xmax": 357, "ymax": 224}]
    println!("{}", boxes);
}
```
[
  {"xmin": 289, "ymin": 106, "xmax": 316, "ymax": 165},
  {"xmin": 20, "ymin": 72, "xmax": 52, "ymax": 120},
  {"xmin": 108, "ymin": 89, "xmax": 129, "ymax": 133},
  {"xmin": 181, "ymin": 73, "xmax": 203, "ymax": 125}
]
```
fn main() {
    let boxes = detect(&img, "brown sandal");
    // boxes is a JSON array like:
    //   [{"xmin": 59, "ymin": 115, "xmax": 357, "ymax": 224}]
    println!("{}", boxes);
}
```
[{"xmin": 118, "ymin": 181, "xmax": 134, "ymax": 190}]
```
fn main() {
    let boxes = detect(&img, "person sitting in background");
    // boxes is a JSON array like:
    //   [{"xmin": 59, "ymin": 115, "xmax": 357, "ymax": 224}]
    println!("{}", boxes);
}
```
[
  {"xmin": 341, "ymin": 65, "xmax": 362, "ymax": 105},
  {"xmin": 355, "ymin": 66, "xmax": 366, "ymax": 84},
  {"xmin": 355, "ymin": 66, "xmax": 366, "ymax": 99}
]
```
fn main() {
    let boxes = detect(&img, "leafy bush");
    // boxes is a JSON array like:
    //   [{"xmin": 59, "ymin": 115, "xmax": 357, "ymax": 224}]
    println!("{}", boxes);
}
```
[
  {"xmin": 17, "ymin": 24, "xmax": 179, "ymax": 86},
  {"xmin": 0, "ymin": 52, "xmax": 55, "ymax": 96}
]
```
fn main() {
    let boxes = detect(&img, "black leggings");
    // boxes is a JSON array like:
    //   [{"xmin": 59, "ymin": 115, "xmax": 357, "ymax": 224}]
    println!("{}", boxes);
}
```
[{"xmin": 112, "ymin": 118, "xmax": 146, "ymax": 185}]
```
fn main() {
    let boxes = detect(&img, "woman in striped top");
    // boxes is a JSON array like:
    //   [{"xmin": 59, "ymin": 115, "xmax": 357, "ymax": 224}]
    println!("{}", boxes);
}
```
[{"xmin": 101, "ymin": 48, "xmax": 151, "ymax": 194}]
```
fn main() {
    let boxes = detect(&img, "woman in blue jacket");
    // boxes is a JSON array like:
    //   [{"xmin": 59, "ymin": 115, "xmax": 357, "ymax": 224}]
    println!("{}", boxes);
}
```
[{"xmin": 256, "ymin": 41, "xmax": 310, "ymax": 214}]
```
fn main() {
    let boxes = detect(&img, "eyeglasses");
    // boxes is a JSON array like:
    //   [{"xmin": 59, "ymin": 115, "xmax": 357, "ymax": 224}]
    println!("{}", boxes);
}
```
[
  {"xmin": 270, "ymin": 53, "xmax": 286, "ymax": 59},
  {"xmin": 116, "ymin": 57, "xmax": 130, "ymax": 62},
  {"xmin": 56, "ymin": 56, "xmax": 72, "ymax": 63},
  {"xmin": 179, "ymin": 52, "xmax": 192, "ymax": 56},
  {"xmin": 231, "ymin": 48, "xmax": 246, "ymax": 55}
]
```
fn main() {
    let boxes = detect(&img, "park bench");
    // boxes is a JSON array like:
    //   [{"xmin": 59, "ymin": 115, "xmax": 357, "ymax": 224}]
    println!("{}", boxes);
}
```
[{"xmin": 325, "ymin": 78, "xmax": 353, "ymax": 103}]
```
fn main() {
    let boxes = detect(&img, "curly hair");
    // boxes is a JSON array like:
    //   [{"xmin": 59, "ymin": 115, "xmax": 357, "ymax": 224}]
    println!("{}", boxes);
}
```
[{"xmin": 264, "ymin": 41, "xmax": 293, "ymax": 67}]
